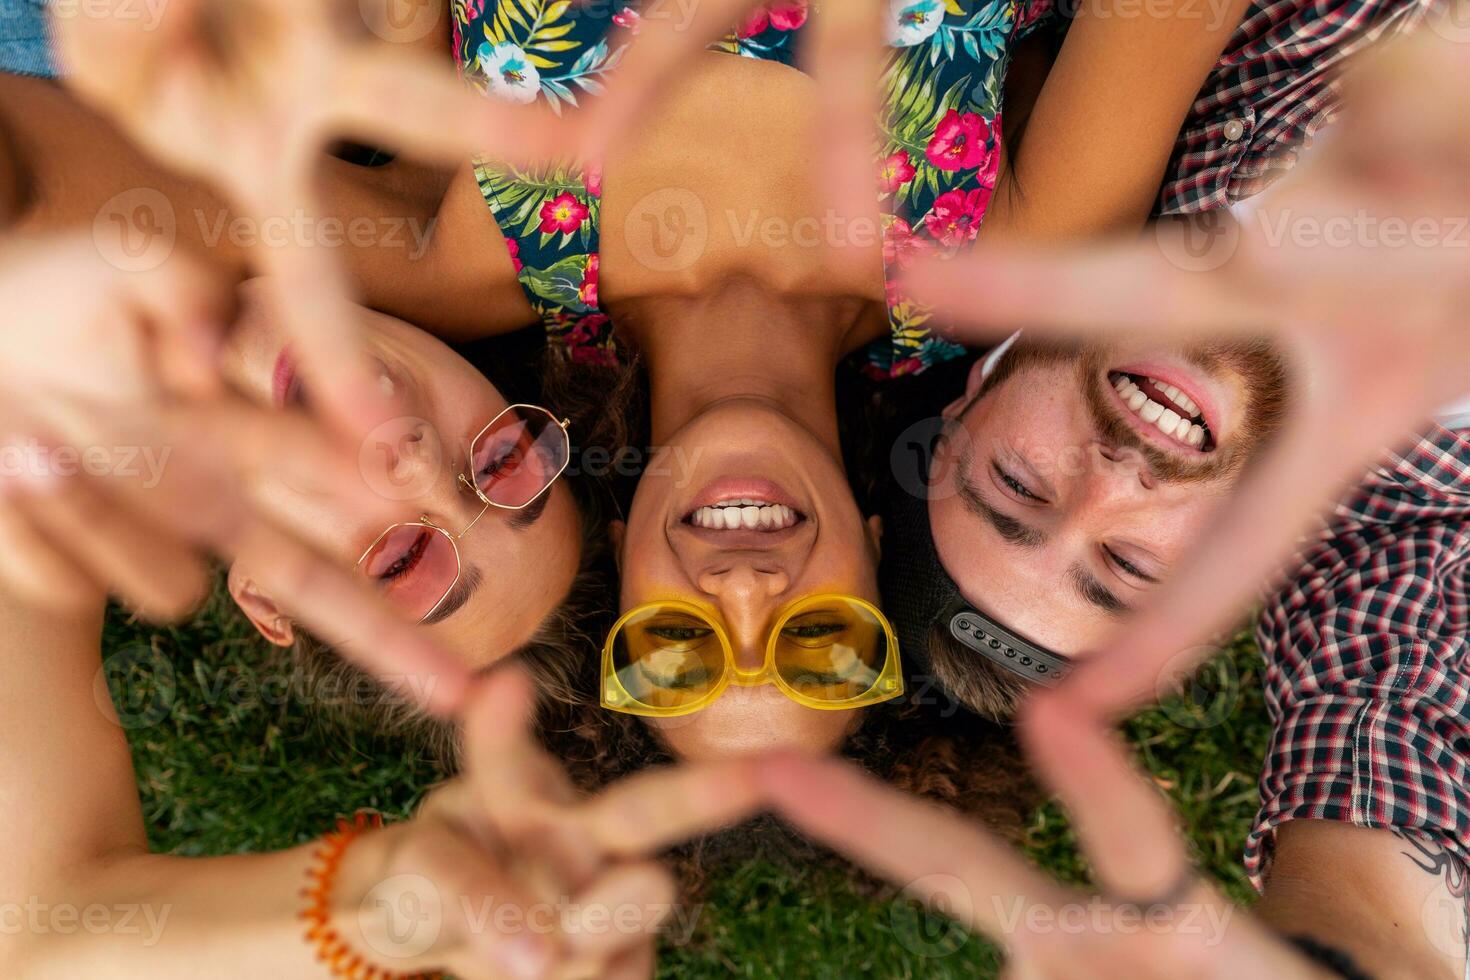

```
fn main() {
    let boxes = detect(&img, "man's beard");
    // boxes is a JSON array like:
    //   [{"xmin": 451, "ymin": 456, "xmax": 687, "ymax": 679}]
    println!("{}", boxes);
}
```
[{"xmin": 975, "ymin": 337, "xmax": 1292, "ymax": 485}]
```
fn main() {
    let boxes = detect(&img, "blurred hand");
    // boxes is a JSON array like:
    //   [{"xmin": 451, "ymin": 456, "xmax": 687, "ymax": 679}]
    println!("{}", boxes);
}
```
[
  {"xmin": 0, "ymin": 235, "xmax": 472, "ymax": 714},
  {"xmin": 581, "ymin": 0, "xmax": 885, "ymax": 229},
  {"xmin": 905, "ymin": 26, "xmax": 1470, "ymax": 720},
  {"xmin": 50, "ymin": 0, "xmax": 895, "ymax": 435},
  {"xmin": 761, "ymin": 690, "xmax": 1332, "ymax": 978},
  {"xmin": 50, "ymin": 0, "xmax": 565, "ymax": 438},
  {"xmin": 349, "ymin": 667, "xmax": 764, "ymax": 979}
]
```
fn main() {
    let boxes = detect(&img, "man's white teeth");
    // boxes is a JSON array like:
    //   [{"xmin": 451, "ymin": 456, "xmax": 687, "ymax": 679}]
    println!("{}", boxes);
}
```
[
  {"xmin": 1161, "ymin": 383, "xmax": 1199, "ymax": 417},
  {"xmin": 1112, "ymin": 374, "xmax": 1208, "ymax": 449},
  {"xmin": 690, "ymin": 500, "xmax": 798, "ymax": 531}
]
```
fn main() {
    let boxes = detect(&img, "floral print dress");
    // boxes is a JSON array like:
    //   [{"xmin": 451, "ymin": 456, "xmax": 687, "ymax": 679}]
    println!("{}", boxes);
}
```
[{"xmin": 454, "ymin": 0, "xmax": 1056, "ymax": 377}]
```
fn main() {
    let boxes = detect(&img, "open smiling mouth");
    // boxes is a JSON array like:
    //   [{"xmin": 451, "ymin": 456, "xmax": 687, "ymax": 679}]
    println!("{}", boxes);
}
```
[
  {"xmin": 685, "ymin": 498, "xmax": 805, "ymax": 532},
  {"xmin": 1109, "ymin": 371, "xmax": 1217, "ymax": 453}
]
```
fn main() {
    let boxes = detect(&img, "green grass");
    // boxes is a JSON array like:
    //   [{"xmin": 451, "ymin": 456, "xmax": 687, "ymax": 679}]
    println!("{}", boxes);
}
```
[{"xmin": 103, "ymin": 589, "xmax": 1270, "ymax": 979}]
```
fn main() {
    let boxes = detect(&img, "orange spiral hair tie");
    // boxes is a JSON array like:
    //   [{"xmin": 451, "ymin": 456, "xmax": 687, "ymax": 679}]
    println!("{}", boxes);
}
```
[{"xmin": 300, "ymin": 812, "xmax": 440, "ymax": 980}]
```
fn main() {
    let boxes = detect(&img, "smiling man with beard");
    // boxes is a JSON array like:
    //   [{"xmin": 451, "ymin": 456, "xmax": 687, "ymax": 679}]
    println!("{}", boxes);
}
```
[{"xmin": 881, "ymin": 335, "xmax": 1291, "ymax": 717}]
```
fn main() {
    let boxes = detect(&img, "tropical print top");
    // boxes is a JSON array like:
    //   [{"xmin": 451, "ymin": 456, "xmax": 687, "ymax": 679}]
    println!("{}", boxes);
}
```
[{"xmin": 453, "ymin": 0, "xmax": 1056, "ymax": 377}]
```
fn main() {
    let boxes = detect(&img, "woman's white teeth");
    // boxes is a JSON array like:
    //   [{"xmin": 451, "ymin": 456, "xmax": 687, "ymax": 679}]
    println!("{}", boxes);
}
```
[
  {"xmin": 691, "ymin": 501, "xmax": 798, "ymax": 531},
  {"xmin": 1112, "ymin": 374, "xmax": 1209, "ymax": 449}
]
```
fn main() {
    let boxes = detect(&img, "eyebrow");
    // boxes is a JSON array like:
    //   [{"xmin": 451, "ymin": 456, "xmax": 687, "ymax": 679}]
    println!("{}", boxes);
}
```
[
  {"xmin": 424, "ymin": 563, "xmax": 485, "ymax": 626},
  {"xmin": 1067, "ymin": 563, "xmax": 1129, "ymax": 617},
  {"xmin": 957, "ymin": 452, "xmax": 1048, "ymax": 549},
  {"xmin": 508, "ymin": 491, "xmax": 552, "ymax": 531}
]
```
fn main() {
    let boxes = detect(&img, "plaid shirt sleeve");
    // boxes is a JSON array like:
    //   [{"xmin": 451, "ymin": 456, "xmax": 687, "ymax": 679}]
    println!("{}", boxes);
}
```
[
  {"xmin": 1245, "ymin": 424, "xmax": 1470, "ymax": 889},
  {"xmin": 1156, "ymin": 0, "xmax": 1444, "ymax": 215}
]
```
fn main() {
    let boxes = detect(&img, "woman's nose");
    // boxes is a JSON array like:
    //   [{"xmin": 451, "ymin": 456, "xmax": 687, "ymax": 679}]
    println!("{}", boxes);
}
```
[
  {"xmin": 698, "ymin": 565, "xmax": 789, "ymax": 672},
  {"xmin": 696, "ymin": 563, "xmax": 790, "ymax": 604}
]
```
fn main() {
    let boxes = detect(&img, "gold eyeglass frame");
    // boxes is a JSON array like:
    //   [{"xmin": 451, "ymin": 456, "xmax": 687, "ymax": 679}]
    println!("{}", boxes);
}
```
[{"xmin": 353, "ymin": 404, "xmax": 571, "ymax": 624}]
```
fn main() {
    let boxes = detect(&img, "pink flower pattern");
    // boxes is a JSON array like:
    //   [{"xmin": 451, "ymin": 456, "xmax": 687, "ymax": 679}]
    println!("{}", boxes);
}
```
[
  {"xmin": 458, "ymin": 0, "xmax": 1052, "ymax": 378},
  {"xmin": 539, "ymin": 193, "xmax": 589, "ymax": 235}
]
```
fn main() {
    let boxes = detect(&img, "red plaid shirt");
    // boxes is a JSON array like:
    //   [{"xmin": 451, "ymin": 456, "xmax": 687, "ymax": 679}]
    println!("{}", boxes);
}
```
[
  {"xmin": 1246, "ymin": 424, "xmax": 1470, "ymax": 887},
  {"xmin": 1156, "ymin": 0, "xmax": 1444, "ymax": 215}
]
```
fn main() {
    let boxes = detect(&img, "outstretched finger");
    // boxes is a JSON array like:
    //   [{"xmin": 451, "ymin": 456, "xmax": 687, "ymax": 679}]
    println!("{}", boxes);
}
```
[
  {"xmin": 243, "ymin": 171, "xmax": 396, "ymax": 445},
  {"xmin": 574, "ymin": 759, "xmax": 764, "ymax": 859},
  {"xmin": 903, "ymin": 231, "xmax": 1268, "ymax": 349},
  {"xmin": 121, "ymin": 250, "xmax": 234, "ymax": 400},
  {"xmin": 97, "ymin": 400, "xmax": 396, "ymax": 552},
  {"xmin": 806, "ymin": 0, "xmax": 887, "ymax": 264},
  {"xmin": 330, "ymin": 47, "xmax": 569, "ymax": 166},
  {"xmin": 559, "ymin": 860, "xmax": 675, "ymax": 962},
  {"xmin": 1020, "ymin": 690, "xmax": 1195, "ymax": 903},
  {"xmin": 462, "ymin": 666, "xmax": 579, "ymax": 829},
  {"xmin": 760, "ymin": 753, "xmax": 1066, "ymax": 941}
]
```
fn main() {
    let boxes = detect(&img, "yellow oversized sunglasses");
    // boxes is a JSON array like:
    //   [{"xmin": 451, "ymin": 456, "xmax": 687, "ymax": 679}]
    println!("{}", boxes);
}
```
[{"xmin": 601, "ymin": 595, "xmax": 904, "ymax": 717}]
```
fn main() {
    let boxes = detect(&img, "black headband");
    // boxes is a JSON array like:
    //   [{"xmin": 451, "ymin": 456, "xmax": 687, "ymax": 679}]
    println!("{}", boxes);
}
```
[{"xmin": 879, "ymin": 434, "xmax": 1072, "ymax": 689}]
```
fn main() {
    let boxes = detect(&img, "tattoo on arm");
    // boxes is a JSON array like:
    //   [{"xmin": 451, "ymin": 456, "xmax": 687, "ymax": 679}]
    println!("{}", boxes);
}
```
[{"xmin": 1395, "ymin": 829, "xmax": 1470, "ymax": 973}]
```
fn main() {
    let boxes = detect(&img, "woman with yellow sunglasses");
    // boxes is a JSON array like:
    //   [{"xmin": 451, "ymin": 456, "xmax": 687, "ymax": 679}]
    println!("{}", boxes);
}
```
[
  {"xmin": 602, "ymin": 271, "xmax": 906, "ymax": 760},
  {"xmin": 603, "ymin": 594, "xmax": 904, "ymax": 718}
]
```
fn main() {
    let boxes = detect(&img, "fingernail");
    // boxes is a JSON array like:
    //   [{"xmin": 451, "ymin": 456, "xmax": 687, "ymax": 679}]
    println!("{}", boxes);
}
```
[{"xmin": 493, "ymin": 934, "xmax": 554, "ymax": 980}]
